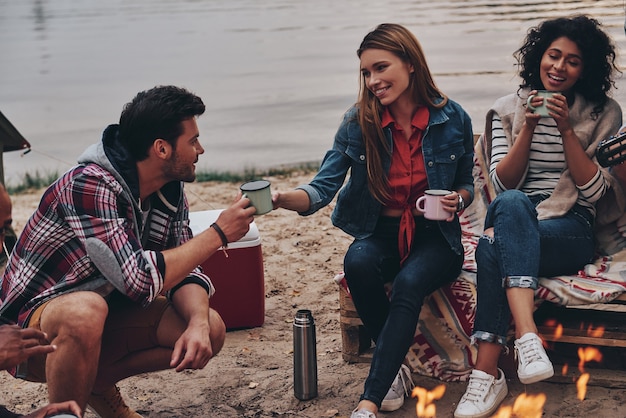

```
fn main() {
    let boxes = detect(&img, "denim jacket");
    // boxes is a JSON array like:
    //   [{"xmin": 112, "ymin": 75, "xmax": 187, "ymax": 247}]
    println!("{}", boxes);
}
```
[{"xmin": 297, "ymin": 99, "xmax": 474, "ymax": 255}]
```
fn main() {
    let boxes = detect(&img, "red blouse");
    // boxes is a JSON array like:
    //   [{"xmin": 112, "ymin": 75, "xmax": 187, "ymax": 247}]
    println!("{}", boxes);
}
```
[{"xmin": 381, "ymin": 106, "xmax": 430, "ymax": 264}]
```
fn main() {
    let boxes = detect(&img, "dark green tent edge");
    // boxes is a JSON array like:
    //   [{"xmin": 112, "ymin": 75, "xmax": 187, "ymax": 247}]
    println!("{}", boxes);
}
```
[{"xmin": 0, "ymin": 111, "xmax": 31, "ymax": 153}]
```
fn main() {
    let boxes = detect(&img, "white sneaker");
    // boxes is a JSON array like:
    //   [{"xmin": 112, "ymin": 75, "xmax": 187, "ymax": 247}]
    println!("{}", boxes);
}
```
[
  {"xmin": 454, "ymin": 368, "xmax": 508, "ymax": 418},
  {"xmin": 380, "ymin": 364, "xmax": 415, "ymax": 412},
  {"xmin": 514, "ymin": 332, "xmax": 554, "ymax": 384},
  {"xmin": 350, "ymin": 408, "xmax": 377, "ymax": 418}
]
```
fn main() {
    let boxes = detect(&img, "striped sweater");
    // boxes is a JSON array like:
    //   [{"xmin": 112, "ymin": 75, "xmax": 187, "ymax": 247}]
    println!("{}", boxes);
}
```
[
  {"xmin": 481, "ymin": 90, "xmax": 624, "ymax": 225},
  {"xmin": 490, "ymin": 115, "xmax": 606, "ymax": 216}
]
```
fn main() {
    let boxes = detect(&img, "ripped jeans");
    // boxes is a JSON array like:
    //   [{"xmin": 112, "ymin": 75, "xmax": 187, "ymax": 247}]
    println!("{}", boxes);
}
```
[{"xmin": 472, "ymin": 190, "xmax": 594, "ymax": 345}]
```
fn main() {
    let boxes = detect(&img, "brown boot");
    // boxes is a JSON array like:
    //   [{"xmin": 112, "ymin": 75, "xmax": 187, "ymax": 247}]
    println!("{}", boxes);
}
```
[{"xmin": 87, "ymin": 385, "xmax": 143, "ymax": 418}]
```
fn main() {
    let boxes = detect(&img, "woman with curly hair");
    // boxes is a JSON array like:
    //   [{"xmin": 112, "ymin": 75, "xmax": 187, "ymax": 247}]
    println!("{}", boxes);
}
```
[{"xmin": 454, "ymin": 15, "xmax": 624, "ymax": 418}]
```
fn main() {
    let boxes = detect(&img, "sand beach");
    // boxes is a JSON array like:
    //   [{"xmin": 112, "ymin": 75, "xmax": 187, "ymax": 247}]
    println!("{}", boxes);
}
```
[{"xmin": 1, "ymin": 172, "xmax": 625, "ymax": 417}]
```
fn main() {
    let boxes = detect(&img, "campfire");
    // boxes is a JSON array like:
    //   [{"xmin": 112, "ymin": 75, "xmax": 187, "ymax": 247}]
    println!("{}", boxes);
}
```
[
  {"xmin": 489, "ymin": 329, "xmax": 603, "ymax": 416},
  {"xmin": 489, "ymin": 323, "xmax": 604, "ymax": 416},
  {"xmin": 411, "ymin": 384, "xmax": 446, "ymax": 418},
  {"xmin": 542, "ymin": 320, "xmax": 604, "ymax": 401},
  {"xmin": 410, "ymin": 323, "xmax": 606, "ymax": 417},
  {"xmin": 490, "ymin": 393, "xmax": 546, "ymax": 418},
  {"xmin": 576, "ymin": 346, "xmax": 603, "ymax": 401}
]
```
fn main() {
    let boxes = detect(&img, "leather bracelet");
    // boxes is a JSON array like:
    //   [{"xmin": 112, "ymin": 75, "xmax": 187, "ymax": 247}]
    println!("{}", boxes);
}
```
[{"xmin": 210, "ymin": 222, "xmax": 228, "ymax": 248}]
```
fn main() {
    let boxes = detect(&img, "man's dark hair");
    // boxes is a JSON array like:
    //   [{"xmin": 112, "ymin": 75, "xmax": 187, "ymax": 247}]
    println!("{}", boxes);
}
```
[{"xmin": 118, "ymin": 85, "xmax": 206, "ymax": 160}]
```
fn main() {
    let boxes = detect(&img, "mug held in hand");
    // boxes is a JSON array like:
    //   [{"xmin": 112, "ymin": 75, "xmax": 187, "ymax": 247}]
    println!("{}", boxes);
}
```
[
  {"xmin": 416, "ymin": 190, "xmax": 454, "ymax": 221},
  {"xmin": 526, "ymin": 90, "xmax": 559, "ymax": 118},
  {"xmin": 240, "ymin": 180, "xmax": 273, "ymax": 215}
]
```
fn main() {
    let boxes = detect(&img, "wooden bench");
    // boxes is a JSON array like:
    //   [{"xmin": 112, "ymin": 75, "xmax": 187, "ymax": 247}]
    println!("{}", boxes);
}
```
[
  {"xmin": 536, "ymin": 300, "xmax": 626, "ymax": 349},
  {"xmin": 339, "ymin": 284, "xmax": 373, "ymax": 363}
]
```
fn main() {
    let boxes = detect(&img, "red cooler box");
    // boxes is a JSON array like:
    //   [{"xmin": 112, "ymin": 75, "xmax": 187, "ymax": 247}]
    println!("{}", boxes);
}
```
[{"xmin": 189, "ymin": 209, "xmax": 265, "ymax": 329}]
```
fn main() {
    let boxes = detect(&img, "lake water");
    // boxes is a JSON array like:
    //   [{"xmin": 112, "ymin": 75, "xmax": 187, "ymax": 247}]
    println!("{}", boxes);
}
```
[{"xmin": 1, "ymin": 0, "xmax": 626, "ymax": 186}]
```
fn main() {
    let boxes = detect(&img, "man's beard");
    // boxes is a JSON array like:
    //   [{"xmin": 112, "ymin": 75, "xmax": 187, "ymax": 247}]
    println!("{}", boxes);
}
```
[{"xmin": 164, "ymin": 153, "xmax": 196, "ymax": 183}]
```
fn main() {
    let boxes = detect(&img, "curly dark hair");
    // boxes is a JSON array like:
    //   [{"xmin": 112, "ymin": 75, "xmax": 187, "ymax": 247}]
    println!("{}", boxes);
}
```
[
  {"xmin": 515, "ymin": 15, "xmax": 619, "ymax": 118},
  {"xmin": 118, "ymin": 85, "xmax": 205, "ymax": 161}
]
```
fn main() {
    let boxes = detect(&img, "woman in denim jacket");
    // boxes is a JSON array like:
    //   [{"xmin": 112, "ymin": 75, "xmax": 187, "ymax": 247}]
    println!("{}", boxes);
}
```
[{"xmin": 273, "ymin": 23, "xmax": 474, "ymax": 417}]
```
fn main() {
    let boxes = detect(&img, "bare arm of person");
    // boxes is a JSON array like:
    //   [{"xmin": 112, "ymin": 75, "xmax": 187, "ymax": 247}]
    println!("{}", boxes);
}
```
[
  {"xmin": 272, "ymin": 189, "xmax": 311, "ymax": 213},
  {"xmin": 168, "ymin": 284, "xmax": 214, "ymax": 372},
  {"xmin": 160, "ymin": 194, "xmax": 256, "ymax": 291},
  {"xmin": 548, "ymin": 93, "xmax": 600, "ymax": 186}
]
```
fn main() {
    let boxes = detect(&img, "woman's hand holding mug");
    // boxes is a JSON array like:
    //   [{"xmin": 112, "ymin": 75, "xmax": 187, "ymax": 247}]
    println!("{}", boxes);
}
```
[{"xmin": 415, "ymin": 190, "xmax": 456, "ymax": 222}]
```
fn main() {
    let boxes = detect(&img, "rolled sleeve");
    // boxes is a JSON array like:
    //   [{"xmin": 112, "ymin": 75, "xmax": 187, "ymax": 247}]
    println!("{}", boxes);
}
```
[{"xmin": 295, "ymin": 184, "xmax": 324, "ymax": 215}]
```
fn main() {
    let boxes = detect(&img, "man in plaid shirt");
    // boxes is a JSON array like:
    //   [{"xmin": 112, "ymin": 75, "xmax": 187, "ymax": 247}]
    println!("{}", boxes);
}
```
[{"xmin": 0, "ymin": 86, "xmax": 256, "ymax": 418}]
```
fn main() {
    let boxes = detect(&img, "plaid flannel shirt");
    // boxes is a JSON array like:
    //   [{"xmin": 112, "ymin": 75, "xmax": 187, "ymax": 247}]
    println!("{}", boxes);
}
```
[{"xmin": 0, "ymin": 162, "xmax": 213, "ymax": 326}]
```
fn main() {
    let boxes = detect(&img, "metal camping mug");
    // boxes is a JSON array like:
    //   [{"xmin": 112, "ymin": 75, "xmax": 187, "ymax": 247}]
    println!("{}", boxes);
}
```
[
  {"xmin": 240, "ymin": 180, "xmax": 273, "ymax": 215},
  {"xmin": 293, "ymin": 309, "xmax": 318, "ymax": 400},
  {"xmin": 527, "ymin": 90, "xmax": 560, "ymax": 118},
  {"xmin": 415, "ymin": 189, "xmax": 454, "ymax": 221}
]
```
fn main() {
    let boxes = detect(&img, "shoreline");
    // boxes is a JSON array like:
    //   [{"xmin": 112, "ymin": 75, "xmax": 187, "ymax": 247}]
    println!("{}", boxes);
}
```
[{"xmin": 4, "ymin": 161, "xmax": 322, "ymax": 195}]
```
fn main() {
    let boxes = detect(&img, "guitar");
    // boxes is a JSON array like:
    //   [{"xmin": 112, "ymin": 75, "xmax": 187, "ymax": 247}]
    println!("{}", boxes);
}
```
[{"xmin": 597, "ymin": 131, "xmax": 626, "ymax": 167}]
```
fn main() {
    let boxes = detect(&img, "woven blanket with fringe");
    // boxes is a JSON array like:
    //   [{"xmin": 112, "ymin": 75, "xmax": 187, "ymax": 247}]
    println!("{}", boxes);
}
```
[{"xmin": 336, "ymin": 135, "xmax": 626, "ymax": 382}]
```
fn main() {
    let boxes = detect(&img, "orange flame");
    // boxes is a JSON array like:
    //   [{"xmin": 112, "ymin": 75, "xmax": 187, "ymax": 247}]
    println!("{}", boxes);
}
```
[
  {"xmin": 575, "ymin": 346, "xmax": 602, "ymax": 401},
  {"xmin": 490, "ymin": 405, "xmax": 513, "ymax": 418},
  {"xmin": 553, "ymin": 323, "xmax": 563, "ymax": 340},
  {"xmin": 490, "ymin": 393, "xmax": 546, "ymax": 418},
  {"xmin": 411, "ymin": 384, "xmax": 445, "ymax": 418},
  {"xmin": 586, "ymin": 325, "xmax": 605, "ymax": 338},
  {"xmin": 512, "ymin": 393, "xmax": 546, "ymax": 418},
  {"xmin": 576, "ymin": 373, "xmax": 590, "ymax": 401},
  {"xmin": 577, "ymin": 347, "xmax": 602, "ymax": 373},
  {"xmin": 561, "ymin": 363, "xmax": 569, "ymax": 376}
]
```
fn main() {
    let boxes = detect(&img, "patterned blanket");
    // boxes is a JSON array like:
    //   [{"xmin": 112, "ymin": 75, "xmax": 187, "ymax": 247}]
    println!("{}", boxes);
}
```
[{"xmin": 337, "ymin": 135, "xmax": 626, "ymax": 382}]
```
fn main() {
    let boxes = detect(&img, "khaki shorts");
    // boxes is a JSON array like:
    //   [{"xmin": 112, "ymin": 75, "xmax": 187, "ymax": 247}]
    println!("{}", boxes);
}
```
[{"xmin": 24, "ymin": 294, "xmax": 171, "ymax": 382}]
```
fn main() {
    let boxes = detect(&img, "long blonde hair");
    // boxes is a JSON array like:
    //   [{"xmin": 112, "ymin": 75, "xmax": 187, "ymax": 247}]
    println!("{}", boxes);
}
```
[{"xmin": 356, "ymin": 23, "xmax": 448, "ymax": 203}]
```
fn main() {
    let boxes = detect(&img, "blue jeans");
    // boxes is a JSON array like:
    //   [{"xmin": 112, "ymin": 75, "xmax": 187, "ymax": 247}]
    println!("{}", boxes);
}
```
[
  {"xmin": 344, "ymin": 216, "xmax": 462, "ymax": 407},
  {"xmin": 472, "ymin": 190, "xmax": 595, "ymax": 345}
]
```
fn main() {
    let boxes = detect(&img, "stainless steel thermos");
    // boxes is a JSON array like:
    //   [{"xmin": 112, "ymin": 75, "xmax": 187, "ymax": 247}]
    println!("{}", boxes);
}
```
[{"xmin": 293, "ymin": 309, "xmax": 318, "ymax": 400}]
